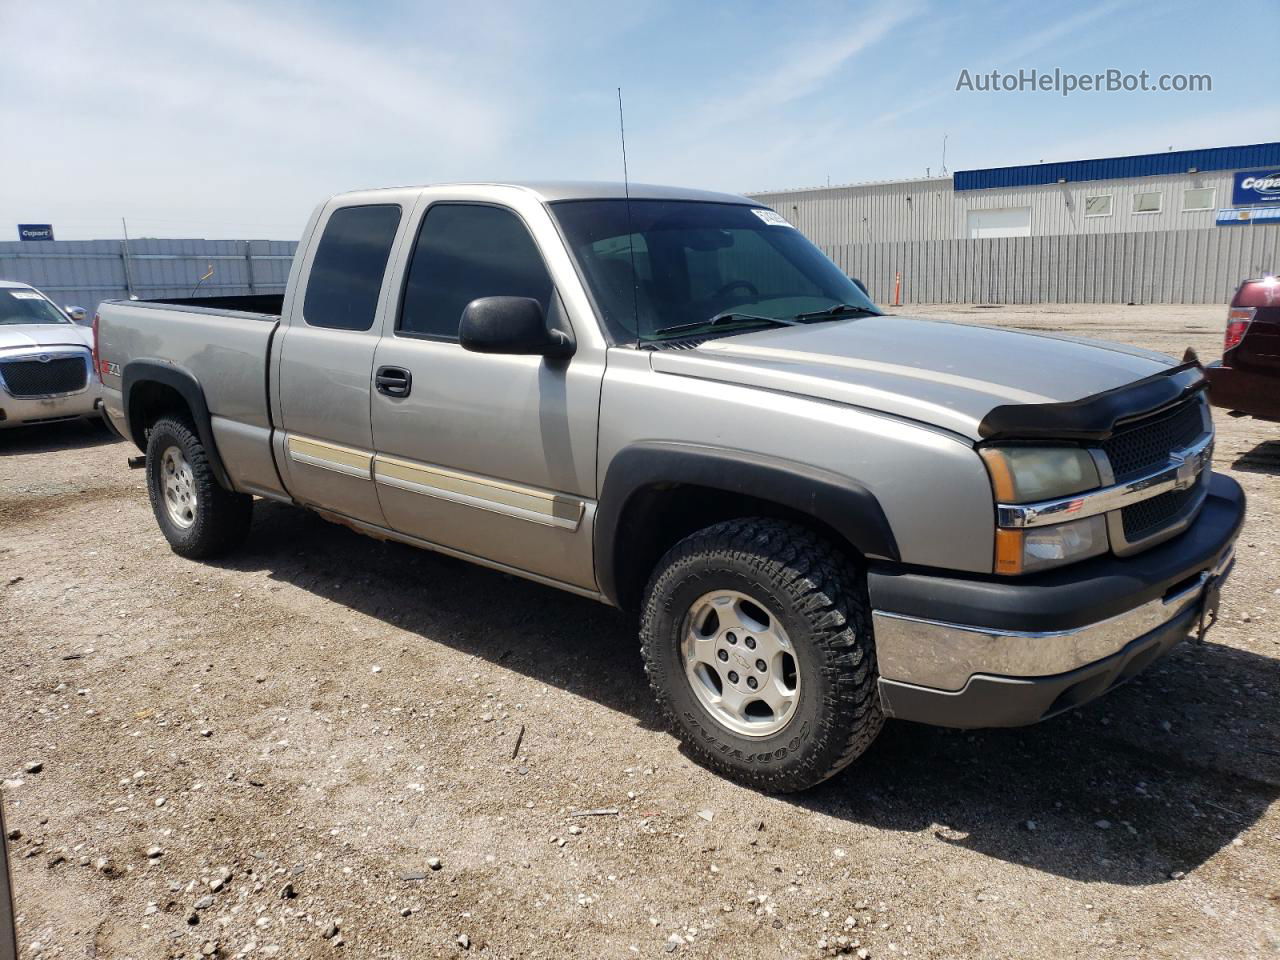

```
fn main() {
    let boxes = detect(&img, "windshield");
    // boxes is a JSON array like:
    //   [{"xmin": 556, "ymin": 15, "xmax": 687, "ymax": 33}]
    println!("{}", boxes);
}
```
[
  {"xmin": 0, "ymin": 288, "xmax": 70, "ymax": 326},
  {"xmin": 550, "ymin": 199, "xmax": 878, "ymax": 343}
]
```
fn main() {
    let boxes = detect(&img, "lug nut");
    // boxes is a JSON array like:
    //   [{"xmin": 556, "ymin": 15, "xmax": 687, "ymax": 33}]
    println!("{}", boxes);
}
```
[
  {"xmin": 744, "ymin": 637, "xmax": 757, "ymax": 650},
  {"xmin": 747, "ymin": 676, "xmax": 758, "ymax": 690},
  {"xmin": 727, "ymin": 671, "xmax": 739, "ymax": 684},
  {"xmin": 726, "ymin": 632, "xmax": 737, "ymax": 645},
  {"xmin": 756, "ymin": 659, "xmax": 767, "ymax": 672},
  {"xmin": 717, "ymin": 649, "xmax": 729, "ymax": 662}
]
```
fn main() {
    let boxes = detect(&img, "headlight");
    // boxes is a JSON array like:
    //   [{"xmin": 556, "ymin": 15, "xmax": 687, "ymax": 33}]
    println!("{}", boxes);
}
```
[
  {"xmin": 979, "ymin": 446, "xmax": 1100, "ymax": 503},
  {"xmin": 994, "ymin": 515, "xmax": 1109, "ymax": 575},
  {"xmin": 981, "ymin": 446, "xmax": 1107, "ymax": 574}
]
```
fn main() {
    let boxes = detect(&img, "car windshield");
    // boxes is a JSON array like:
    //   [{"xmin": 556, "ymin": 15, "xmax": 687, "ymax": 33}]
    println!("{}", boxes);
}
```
[
  {"xmin": 550, "ymin": 199, "xmax": 879, "ymax": 343},
  {"xmin": 0, "ymin": 288, "xmax": 70, "ymax": 326}
]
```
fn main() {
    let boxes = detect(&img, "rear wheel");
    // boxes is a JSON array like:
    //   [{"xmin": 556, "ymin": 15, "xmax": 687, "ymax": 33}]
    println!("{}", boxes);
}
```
[
  {"xmin": 145, "ymin": 416, "xmax": 252, "ymax": 558},
  {"xmin": 640, "ymin": 518, "xmax": 883, "ymax": 792}
]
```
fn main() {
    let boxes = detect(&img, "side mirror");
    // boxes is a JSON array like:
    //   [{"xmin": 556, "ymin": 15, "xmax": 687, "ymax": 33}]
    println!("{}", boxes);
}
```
[
  {"xmin": 65, "ymin": 305, "xmax": 89, "ymax": 325},
  {"xmin": 849, "ymin": 278, "xmax": 869, "ymax": 296},
  {"xmin": 459, "ymin": 297, "xmax": 574, "ymax": 358}
]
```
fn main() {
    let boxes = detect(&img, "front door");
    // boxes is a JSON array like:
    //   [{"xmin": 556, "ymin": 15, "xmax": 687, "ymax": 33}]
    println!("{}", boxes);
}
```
[
  {"xmin": 369, "ymin": 199, "xmax": 603, "ymax": 590},
  {"xmin": 275, "ymin": 199, "xmax": 407, "ymax": 525}
]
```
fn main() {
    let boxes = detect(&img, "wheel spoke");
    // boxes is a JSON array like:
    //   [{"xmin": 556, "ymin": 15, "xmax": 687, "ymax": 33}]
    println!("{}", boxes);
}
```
[
  {"xmin": 686, "ymin": 629, "xmax": 718, "ymax": 668},
  {"xmin": 716, "ymin": 684, "xmax": 749, "ymax": 721},
  {"xmin": 759, "ymin": 673, "xmax": 797, "ymax": 717}
]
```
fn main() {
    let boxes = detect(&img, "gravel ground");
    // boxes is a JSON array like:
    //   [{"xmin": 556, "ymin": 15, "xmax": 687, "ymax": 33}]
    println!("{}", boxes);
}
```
[{"xmin": 1, "ymin": 304, "xmax": 1277, "ymax": 960}]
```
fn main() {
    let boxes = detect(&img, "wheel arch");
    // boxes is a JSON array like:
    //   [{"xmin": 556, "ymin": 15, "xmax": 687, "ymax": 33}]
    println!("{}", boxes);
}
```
[
  {"xmin": 121, "ymin": 359, "xmax": 233, "ymax": 490},
  {"xmin": 595, "ymin": 442, "xmax": 899, "ymax": 611}
]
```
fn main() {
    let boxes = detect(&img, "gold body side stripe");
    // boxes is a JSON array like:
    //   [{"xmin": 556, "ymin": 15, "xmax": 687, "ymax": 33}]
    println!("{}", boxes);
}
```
[
  {"xmin": 286, "ymin": 435, "xmax": 373, "ymax": 480},
  {"xmin": 373, "ymin": 454, "xmax": 584, "ymax": 530}
]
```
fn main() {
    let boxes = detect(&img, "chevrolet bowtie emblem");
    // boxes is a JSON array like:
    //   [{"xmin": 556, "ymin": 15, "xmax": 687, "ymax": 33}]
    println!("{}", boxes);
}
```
[{"xmin": 1171, "ymin": 445, "xmax": 1209, "ymax": 491}]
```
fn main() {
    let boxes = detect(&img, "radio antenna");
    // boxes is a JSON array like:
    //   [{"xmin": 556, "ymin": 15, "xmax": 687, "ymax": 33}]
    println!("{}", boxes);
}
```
[{"xmin": 618, "ymin": 87, "xmax": 641, "ymax": 346}]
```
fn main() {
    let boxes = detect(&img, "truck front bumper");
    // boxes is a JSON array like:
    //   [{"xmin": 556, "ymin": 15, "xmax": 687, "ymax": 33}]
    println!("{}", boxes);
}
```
[{"xmin": 868, "ymin": 473, "xmax": 1245, "ymax": 728}]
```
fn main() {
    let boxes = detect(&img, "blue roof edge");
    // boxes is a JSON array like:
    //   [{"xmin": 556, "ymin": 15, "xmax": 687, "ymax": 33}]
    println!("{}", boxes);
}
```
[{"xmin": 954, "ymin": 142, "xmax": 1280, "ymax": 191}]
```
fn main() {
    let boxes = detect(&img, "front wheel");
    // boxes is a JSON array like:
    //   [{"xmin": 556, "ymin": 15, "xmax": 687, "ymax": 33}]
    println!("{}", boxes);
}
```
[
  {"xmin": 640, "ymin": 519, "xmax": 883, "ymax": 792},
  {"xmin": 145, "ymin": 416, "xmax": 252, "ymax": 559}
]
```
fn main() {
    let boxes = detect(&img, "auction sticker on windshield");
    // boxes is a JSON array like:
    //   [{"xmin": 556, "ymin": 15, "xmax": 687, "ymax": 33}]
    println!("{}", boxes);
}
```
[
  {"xmin": 751, "ymin": 209, "xmax": 794, "ymax": 227},
  {"xmin": 10, "ymin": 292, "xmax": 43, "ymax": 300}
]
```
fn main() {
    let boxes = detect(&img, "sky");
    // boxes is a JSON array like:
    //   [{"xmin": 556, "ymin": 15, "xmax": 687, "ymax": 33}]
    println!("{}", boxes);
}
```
[{"xmin": 1, "ymin": 0, "xmax": 1275, "ymax": 240}]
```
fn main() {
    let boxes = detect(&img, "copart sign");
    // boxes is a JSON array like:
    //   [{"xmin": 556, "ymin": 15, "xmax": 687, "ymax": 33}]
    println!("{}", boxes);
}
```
[{"xmin": 1233, "ymin": 170, "xmax": 1280, "ymax": 207}]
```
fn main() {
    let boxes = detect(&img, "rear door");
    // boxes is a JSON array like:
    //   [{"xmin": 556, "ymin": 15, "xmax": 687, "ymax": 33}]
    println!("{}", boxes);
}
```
[
  {"xmin": 368, "ymin": 190, "xmax": 605, "ymax": 590},
  {"xmin": 273, "ymin": 193, "xmax": 415, "ymax": 524}
]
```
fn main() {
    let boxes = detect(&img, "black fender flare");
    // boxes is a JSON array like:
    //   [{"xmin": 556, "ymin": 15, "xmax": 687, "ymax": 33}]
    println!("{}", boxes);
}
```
[
  {"xmin": 121, "ymin": 359, "xmax": 233, "ymax": 490},
  {"xmin": 594, "ymin": 441, "xmax": 900, "ymax": 607}
]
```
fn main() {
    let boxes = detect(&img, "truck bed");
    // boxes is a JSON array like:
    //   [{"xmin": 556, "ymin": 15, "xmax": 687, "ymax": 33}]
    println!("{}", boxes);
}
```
[
  {"xmin": 137, "ymin": 293, "xmax": 284, "ymax": 316},
  {"xmin": 97, "ymin": 296, "xmax": 286, "ymax": 500}
]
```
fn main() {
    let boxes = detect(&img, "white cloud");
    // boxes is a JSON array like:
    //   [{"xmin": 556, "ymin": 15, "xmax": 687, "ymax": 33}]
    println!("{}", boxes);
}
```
[{"xmin": 0, "ymin": 0, "xmax": 527, "ymax": 238}]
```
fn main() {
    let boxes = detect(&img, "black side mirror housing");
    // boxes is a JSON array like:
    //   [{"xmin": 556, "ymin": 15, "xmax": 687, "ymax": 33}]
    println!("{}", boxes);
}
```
[
  {"xmin": 459, "ymin": 297, "xmax": 574, "ymax": 358},
  {"xmin": 850, "ymin": 278, "xmax": 869, "ymax": 296}
]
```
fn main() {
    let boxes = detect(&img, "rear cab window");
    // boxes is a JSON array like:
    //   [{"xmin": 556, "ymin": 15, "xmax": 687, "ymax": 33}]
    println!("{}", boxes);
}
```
[{"xmin": 303, "ymin": 204, "xmax": 402, "ymax": 331}]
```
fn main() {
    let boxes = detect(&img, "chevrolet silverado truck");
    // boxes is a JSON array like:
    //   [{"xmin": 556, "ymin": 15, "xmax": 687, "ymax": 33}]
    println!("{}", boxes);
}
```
[{"xmin": 95, "ymin": 183, "xmax": 1244, "ymax": 792}]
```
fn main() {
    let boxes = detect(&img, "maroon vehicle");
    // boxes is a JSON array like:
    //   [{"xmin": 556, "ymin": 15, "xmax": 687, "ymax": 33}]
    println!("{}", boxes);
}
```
[{"xmin": 1206, "ymin": 277, "xmax": 1280, "ymax": 422}]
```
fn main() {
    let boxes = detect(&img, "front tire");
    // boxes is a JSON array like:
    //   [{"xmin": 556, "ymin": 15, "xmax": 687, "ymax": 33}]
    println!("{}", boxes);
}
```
[
  {"xmin": 640, "ymin": 519, "xmax": 882, "ymax": 792},
  {"xmin": 145, "ymin": 416, "xmax": 252, "ymax": 559}
]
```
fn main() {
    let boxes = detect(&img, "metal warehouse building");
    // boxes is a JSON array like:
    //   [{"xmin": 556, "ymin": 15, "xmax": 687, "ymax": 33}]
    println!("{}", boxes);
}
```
[{"xmin": 748, "ymin": 141, "xmax": 1279, "ymax": 305}]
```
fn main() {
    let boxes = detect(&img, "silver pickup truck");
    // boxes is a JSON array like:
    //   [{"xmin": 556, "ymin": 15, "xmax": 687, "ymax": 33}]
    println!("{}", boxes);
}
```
[{"xmin": 96, "ymin": 182, "xmax": 1244, "ymax": 792}]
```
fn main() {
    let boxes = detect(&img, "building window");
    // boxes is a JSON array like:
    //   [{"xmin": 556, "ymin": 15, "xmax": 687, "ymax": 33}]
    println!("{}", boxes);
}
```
[
  {"xmin": 1183, "ymin": 188, "xmax": 1215, "ymax": 212},
  {"xmin": 1132, "ymin": 192, "xmax": 1162, "ymax": 214},
  {"xmin": 1083, "ymin": 195, "xmax": 1112, "ymax": 217}
]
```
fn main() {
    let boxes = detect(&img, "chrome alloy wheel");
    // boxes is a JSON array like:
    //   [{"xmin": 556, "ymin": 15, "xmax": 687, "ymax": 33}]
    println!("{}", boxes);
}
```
[
  {"xmin": 160, "ymin": 445, "xmax": 197, "ymax": 530},
  {"xmin": 681, "ymin": 589, "xmax": 800, "ymax": 737}
]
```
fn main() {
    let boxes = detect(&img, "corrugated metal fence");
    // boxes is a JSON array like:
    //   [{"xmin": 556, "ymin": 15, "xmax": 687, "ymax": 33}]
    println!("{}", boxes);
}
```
[
  {"xmin": 824, "ymin": 226, "xmax": 1278, "ymax": 305},
  {"xmin": 2, "ymin": 229, "xmax": 1273, "ymax": 312},
  {"xmin": 0, "ymin": 239, "xmax": 297, "ymax": 313}
]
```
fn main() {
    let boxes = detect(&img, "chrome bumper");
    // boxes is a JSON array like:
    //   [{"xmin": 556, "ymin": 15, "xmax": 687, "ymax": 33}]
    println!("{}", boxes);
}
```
[
  {"xmin": 874, "ymin": 546, "xmax": 1234, "ymax": 693},
  {"xmin": 0, "ymin": 387, "xmax": 102, "ymax": 427}
]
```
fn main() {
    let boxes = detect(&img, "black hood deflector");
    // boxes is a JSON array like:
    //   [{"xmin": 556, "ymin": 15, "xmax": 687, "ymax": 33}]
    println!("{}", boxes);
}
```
[{"xmin": 977, "ymin": 361, "xmax": 1206, "ymax": 443}]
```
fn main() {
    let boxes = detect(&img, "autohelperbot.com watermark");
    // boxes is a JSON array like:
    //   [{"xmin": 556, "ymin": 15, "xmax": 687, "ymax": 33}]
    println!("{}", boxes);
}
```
[{"xmin": 955, "ymin": 68, "xmax": 1212, "ymax": 96}]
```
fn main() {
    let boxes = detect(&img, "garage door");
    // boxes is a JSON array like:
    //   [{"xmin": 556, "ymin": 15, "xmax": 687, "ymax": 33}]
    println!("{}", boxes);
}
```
[{"xmin": 966, "ymin": 207, "xmax": 1032, "ymax": 238}]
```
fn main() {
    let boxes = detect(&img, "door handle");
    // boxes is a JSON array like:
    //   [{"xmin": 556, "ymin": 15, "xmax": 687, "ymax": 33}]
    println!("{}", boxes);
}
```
[{"xmin": 375, "ymin": 366, "xmax": 412, "ymax": 398}]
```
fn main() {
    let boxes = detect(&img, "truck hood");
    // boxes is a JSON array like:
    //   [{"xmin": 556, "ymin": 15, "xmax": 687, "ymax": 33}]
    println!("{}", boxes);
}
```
[
  {"xmin": 0, "ymin": 324, "xmax": 93, "ymax": 355},
  {"xmin": 649, "ymin": 315, "xmax": 1176, "ymax": 440}
]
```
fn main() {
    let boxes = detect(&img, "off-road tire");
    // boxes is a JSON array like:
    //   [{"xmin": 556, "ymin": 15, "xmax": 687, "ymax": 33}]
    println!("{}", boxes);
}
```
[
  {"xmin": 640, "ymin": 518, "xmax": 883, "ymax": 792},
  {"xmin": 145, "ymin": 416, "xmax": 252, "ymax": 559}
]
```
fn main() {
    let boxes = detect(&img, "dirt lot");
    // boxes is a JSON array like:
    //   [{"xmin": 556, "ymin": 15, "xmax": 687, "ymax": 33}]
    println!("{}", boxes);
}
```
[{"xmin": 2, "ymin": 304, "xmax": 1277, "ymax": 960}]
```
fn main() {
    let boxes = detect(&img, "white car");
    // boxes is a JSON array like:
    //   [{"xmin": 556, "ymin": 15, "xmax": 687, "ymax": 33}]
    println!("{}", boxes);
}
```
[{"xmin": 0, "ymin": 280, "xmax": 103, "ymax": 429}]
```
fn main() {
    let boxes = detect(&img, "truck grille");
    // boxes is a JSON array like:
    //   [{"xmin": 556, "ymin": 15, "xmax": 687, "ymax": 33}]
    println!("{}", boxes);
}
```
[
  {"xmin": 1121, "ymin": 481, "xmax": 1203, "ymax": 541},
  {"xmin": 1101, "ymin": 397, "xmax": 1206, "ymax": 481},
  {"xmin": 1102, "ymin": 394, "xmax": 1211, "ymax": 549},
  {"xmin": 0, "ymin": 355, "xmax": 88, "ymax": 397}
]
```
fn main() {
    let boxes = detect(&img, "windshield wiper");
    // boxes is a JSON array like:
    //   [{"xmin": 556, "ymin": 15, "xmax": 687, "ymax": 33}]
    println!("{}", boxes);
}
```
[
  {"xmin": 791, "ymin": 303, "xmax": 881, "ymax": 322},
  {"xmin": 650, "ymin": 311, "xmax": 800, "ymax": 339}
]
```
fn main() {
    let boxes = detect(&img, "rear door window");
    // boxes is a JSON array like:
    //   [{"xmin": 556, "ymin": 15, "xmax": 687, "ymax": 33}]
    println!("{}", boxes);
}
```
[{"xmin": 303, "ymin": 204, "xmax": 402, "ymax": 331}]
